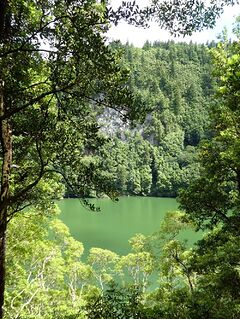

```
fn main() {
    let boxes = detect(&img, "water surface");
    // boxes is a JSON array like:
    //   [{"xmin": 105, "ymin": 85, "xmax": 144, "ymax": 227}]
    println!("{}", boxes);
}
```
[{"xmin": 58, "ymin": 197, "xmax": 198, "ymax": 257}]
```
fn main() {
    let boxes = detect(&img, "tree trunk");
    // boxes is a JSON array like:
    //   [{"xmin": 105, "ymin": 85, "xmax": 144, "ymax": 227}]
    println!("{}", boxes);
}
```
[
  {"xmin": 0, "ymin": 221, "xmax": 7, "ymax": 319},
  {"xmin": 0, "ymin": 79, "xmax": 12, "ymax": 319},
  {"xmin": 0, "ymin": 1, "xmax": 11, "ymax": 316}
]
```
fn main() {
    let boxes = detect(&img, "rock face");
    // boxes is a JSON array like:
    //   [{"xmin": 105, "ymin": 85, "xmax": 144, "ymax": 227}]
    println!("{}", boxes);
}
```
[{"xmin": 98, "ymin": 108, "xmax": 129, "ymax": 137}]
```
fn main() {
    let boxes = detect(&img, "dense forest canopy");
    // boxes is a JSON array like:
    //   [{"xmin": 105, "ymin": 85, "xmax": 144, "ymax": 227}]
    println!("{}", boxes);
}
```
[
  {"xmin": 1, "ymin": 0, "xmax": 240, "ymax": 318},
  {"xmin": 4, "ymin": 36, "xmax": 240, "ymax": 318},
  {"xmin": 74, "ymin": 41, "xmax": 214, "ymax": 198}
]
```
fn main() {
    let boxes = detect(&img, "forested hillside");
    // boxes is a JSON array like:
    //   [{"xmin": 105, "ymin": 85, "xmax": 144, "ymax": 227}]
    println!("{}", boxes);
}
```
[
  {"xmin": 92, "ymin": 41, "xmax": 216, "ymax": 197},
  {"xmin": 5, "ymin": 36, "xmax": 240, "ymax": 319},
  {"xmin": 1, "ymin": 0, "xmax": 240, "ymax": 318}
]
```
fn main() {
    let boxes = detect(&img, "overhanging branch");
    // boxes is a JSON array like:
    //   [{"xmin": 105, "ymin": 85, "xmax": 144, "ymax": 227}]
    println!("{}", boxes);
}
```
[{"xmin": 0, "ymin": 83, "xmax": 75, "ymax": 121}]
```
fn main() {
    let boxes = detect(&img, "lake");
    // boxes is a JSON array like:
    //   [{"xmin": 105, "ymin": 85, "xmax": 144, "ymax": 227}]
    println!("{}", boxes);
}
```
[{"xmin": 58, "ymin": 197, "xmax": 199, "ymax": 258}]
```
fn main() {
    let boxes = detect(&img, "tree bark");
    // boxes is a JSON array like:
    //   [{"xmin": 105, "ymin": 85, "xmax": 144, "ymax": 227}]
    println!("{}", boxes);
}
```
[
  {"xmin": 0, "ymin": 79, "xmax": 12, "ymax": 319},
  {"xmin": 0, "ymin": 0, "xmax": 9, "ymax": 41}
]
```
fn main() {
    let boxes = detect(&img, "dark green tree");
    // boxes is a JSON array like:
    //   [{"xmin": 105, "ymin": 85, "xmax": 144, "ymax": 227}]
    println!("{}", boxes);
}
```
[
  {"xmin": 100, "ymin": 41, "xmax": 213, "ymax": 197},
  {"xmin": 0, "ymin": 1, "xmax": 144, "ymax": 316},
  {"xmin": 0, "ymin": 0, "xmax": 238, "ymax": 316},
  {"xmin": 84, "ymin": 282, "xmax": 144, "ymax": 319},
  {"xmin": 178, "ymin": 35, "xmax": 240, "ymax": 317}
]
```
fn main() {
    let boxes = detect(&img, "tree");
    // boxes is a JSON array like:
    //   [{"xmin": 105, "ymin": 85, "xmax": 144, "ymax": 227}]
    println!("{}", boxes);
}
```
[
  {"xmin": 108, "ymin": 0, "xmax": 240, "ymax": 36},
  {"xmin": 88, "ymin": 248, "xmax": 119, "ymax": 291},
  {"xmin": 0, "ymin": 0, "xmax": 238, "ymax": 316},
  {"xmin": 178, "ymin": 32, "xmax": 240, "ymax": 317},
  {"xmin": 117, "ymin": 251, "xmax": 154, "ymax": 291},
  {"xmin": 84, "ymin": 282, "xmax": 143, "ymax": 319},
  {"xmin": 5, "ymin": 207, "xmax": 91, "ymax": 319},
  {"xmin": 179, "ymin": 38, "xmax": 240, "ymax": 231},
  {"xmin": 0, "ymin": 1, "xmax": 144, "ymax": 315},
  {"xmin": 98, "ymin": 41, "xmax": 213, "ymax": 198}
]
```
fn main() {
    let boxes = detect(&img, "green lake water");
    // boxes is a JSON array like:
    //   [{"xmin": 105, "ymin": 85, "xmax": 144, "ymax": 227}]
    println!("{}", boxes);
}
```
[{"xmin": 58, "ymin": 197, "xmax": 200, "ymax": 257}]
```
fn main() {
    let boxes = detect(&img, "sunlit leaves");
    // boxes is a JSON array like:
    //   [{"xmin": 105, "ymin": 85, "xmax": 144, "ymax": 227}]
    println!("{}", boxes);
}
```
[{"xmin": 88, "ymin": 248, "xmax": 119, "ymax": 290}]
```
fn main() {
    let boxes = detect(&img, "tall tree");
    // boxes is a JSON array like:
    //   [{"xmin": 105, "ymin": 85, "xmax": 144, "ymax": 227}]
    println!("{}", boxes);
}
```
[
  {"xmin": 178, "ymin": 32, "xmax": 240, "ymax": 317},
  {"xmin": 179, "ymin": 38, "xmax": 240, "ymax": 231},
  {"xmin": 0, "ymin": 1, "xmax": 142, "ymax": 316},
  {"xmin": 0, "ymin": 0, "xmax": 238, "ymax": 316}
]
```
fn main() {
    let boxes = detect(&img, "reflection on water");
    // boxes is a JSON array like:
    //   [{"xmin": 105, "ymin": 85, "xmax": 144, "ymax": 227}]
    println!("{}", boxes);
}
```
[{"xmin": 58, "ymin": 197, "xmax": 199, "ymax": 258}]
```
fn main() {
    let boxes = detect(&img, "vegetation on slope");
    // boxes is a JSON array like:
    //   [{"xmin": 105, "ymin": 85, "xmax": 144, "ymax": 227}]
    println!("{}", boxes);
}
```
[
  {"xmin": 1, "ymin": 0, "xmax": 240, "ymax": 317},
  {"xmin": 72, "ymin": 41, "xmax": 215, "ymax": 198}
]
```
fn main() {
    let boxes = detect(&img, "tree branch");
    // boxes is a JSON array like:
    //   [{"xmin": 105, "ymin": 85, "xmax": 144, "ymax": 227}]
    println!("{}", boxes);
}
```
[
  {"xmin": 8, "ymin": 140, "xmax": 47, "ymax": 206},
  {"xmin": 0, "ymin": 83, "xmax": 75, "ymax": 121},
  {"xmin": 172, "ymin": 250, "xmax": 194, "ymax": 293}
]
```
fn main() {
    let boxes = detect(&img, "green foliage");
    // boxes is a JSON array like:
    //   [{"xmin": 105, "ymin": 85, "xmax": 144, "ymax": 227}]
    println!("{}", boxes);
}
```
[
  {"xmin": 84, "ymin": 282, "xmax": 143, "ymax": 319},
  {"xmin": 150, "ymin": 0, "xmax": 239, "ymax": 36},
  {"xmin": 179, "ymin": 39, "xmax": 240, "ymax": 230},
  {"xmin": 177, "ymin": 33, "xmax": 240, "ymax": 318},
  {"xmin": 88, "ymin": 248, "xmax": 119, "ymax": 291},
  {"xmin": 96, "ymin": 41, "xmax": 213, "ymax": 198},
  {"xmin": 131, "ymin": 41, "xmax": 213, "ymax": 148},
  {"xmin": 107, "ymin": 1, "xmax": 239, "ymax": 36},
  {"xmin": 2, "ymin": 1, "xmax": 240, "ymax": 318},
  {"xmin": 5, "ymin": 208, "xmax": 87, "ymax": 318},
  {"xmin": 1, "ymin": 0, "xmax": 151, "ymax": 223}
]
